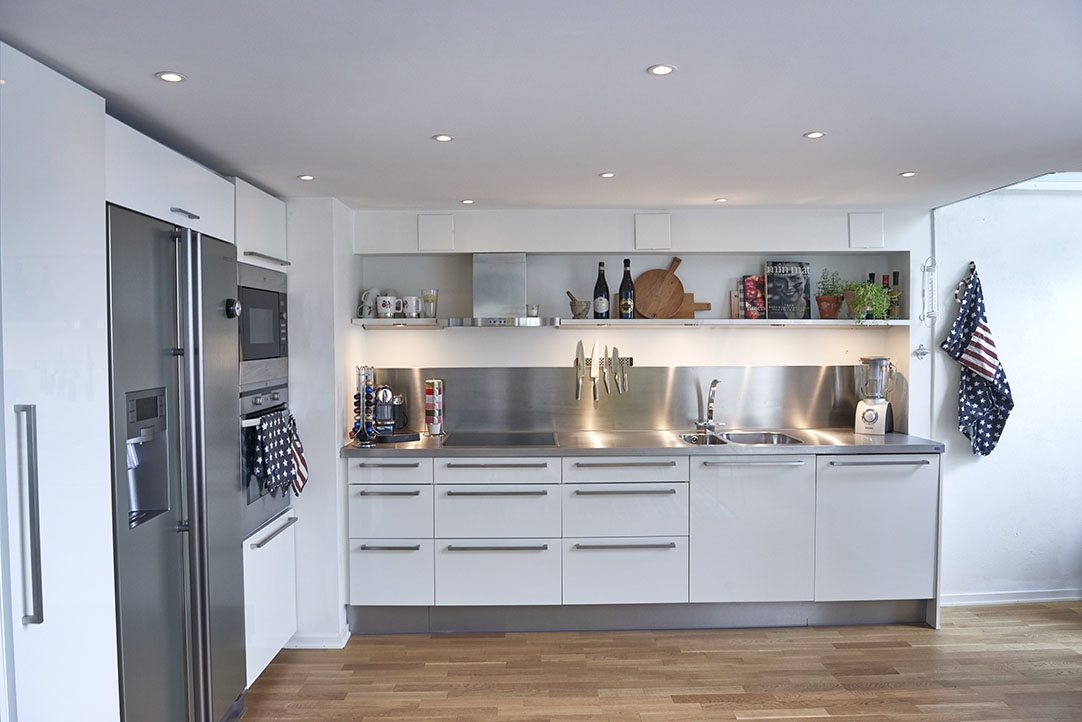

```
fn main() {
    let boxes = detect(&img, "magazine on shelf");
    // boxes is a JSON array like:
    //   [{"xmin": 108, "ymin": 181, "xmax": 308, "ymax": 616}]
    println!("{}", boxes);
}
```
[
  {"xmin": 741, "ymin": 275, "xmax": 765, "ymax": 319},
  {"xmin": 764, "ymin": 261, "xmax": 811, "ymax": 319}
]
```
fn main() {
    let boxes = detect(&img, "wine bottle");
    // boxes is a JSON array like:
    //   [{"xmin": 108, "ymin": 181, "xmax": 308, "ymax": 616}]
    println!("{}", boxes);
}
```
[
  {"xmin": 890, "ymin": 271, "xmax": 902, "ymax": 318},
  {"xmin": 593, "ymin": 262, "xmax": 610, "ymax": 319},
  {"xmin": 618, "ymin": 259, "xmax": 634, "ymax": 319}
]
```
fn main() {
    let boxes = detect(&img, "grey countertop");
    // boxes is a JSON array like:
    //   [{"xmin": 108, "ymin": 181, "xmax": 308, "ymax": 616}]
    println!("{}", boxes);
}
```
[{"xmin": 340, "ymin": 428, "xmax": 944, "ymax": 457}]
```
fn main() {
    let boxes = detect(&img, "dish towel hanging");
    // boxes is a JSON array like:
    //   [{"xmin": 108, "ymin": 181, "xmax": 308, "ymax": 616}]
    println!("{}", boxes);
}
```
[
  {"xmin": 940, "ymin": 268, "xmax": 1014, "ymax": 455},
  {"xmin": 253, "ymin": 412, "xmax": 297, "ymax": 493},
  {"xmin": 288, "ymin": 414, "xmax": 309, "ymax": 495}
]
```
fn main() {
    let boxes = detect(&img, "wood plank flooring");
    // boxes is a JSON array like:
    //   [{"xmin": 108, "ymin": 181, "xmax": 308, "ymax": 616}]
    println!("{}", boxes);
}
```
[{"xmin": 244, "ymin": 602, "xmax": 1082, "ymax": 721}]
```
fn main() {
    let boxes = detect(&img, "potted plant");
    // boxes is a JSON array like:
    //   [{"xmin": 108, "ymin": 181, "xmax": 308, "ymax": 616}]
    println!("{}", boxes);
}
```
[
  {"xmin": 843, "ymin": 280, "xmax": 890, "ymax": 322},
  {"xmin": 814, "ymin": 269, "xmax": 845, "ymax": 319}
]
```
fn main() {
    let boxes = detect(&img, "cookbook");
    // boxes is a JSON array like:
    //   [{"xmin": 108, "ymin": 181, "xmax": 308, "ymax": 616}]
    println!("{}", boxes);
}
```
[{"xmin": 764, "ymin": 261, "xmax": 811, "ymax": 319}]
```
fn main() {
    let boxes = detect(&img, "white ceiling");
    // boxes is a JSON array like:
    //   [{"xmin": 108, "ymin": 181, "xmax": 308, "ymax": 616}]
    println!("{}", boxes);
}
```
[{"xmin": 2, "ymin": 0, "xmax": 1081, "ymax": 211}]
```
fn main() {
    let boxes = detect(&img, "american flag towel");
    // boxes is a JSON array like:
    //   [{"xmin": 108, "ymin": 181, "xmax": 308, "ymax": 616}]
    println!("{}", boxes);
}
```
[
  {"xmin": 940, "ymin": 269, "xmax": 1014, "ymax": 456},
  {"xmin": 288, "ymin": 414, "xmax": 308, "ymax": 495},
  {"xmin": 253, "ymin": 412, "xmax": 297, "ymax": 493}
]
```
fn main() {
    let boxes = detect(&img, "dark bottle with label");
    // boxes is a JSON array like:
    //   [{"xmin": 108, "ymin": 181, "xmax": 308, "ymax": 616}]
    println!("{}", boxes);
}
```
[
  {"xmin": 618, "ymin": 259, "xmax": 635, "ymax": 319},
  {"xmin": 593, "ymin": 262, "xmax": 610, "ymax": 318}
]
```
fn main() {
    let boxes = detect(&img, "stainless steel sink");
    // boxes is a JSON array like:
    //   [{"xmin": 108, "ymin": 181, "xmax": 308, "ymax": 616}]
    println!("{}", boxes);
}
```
[
  {"xmin": 720, "ymin": 431, "xmax": 803, "ymax": 445},
  {"xmin": 678, "ymin": 432, "xmax": 727, "ymax": 446}
]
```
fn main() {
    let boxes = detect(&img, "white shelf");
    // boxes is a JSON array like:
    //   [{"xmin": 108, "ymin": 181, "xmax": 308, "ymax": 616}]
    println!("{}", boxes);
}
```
[
  {"xmin": 353, "ymin": 317, "xmax": 910, "ymax": 330},
  {"xmin": 353, "ymin": 318, "xmax": 444, "ymax": 330}
]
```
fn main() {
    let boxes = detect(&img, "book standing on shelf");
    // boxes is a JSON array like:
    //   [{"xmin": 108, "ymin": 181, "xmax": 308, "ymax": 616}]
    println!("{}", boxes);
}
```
[
  {"xmin": 764, "ymin": 261, "xmax": 811, "ymax": 319},
  {"xmin": 742, "ymin": 275, "xmax": 765, "ymax": 319}
]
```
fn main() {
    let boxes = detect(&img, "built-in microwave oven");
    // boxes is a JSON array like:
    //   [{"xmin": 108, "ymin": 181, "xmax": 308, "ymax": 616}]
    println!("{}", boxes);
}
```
[{"xmin": 238, "ymin": 263, "xmax": 287, "ymax": 391}]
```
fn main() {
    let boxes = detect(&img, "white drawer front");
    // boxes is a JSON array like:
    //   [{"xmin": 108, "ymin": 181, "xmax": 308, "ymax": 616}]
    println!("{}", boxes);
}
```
[
  {"xmin": 348, "ymin": 458, "xmax": 433, "ymax": 485},
  {"xmin": 434, "ymin": 457, "xmax": 560, "ymax": 484},
  {"xmin": 349, "ymin": 539, "xmax": 434, "ymax": 606},
  {"xmin": 562, "ymin": 456, "xmax": 689, "ymax": 483},
  {"xmin": 435, "ymin": 484, "xmax": 561, "ymax": 538},
  {"xmin": 435, "ymin": 539, "xmax": 561, "ymax": 605},
  {"xmin": 348, "ymin": 484, "xmax": 433, "ymax": 538},
  {"xmin": 563, "ymin": 537, "xmax": 689, "ymax": 605},
  {"xmin": 563, "ymin": 483, "xmax": 688, "ymax": 537}
]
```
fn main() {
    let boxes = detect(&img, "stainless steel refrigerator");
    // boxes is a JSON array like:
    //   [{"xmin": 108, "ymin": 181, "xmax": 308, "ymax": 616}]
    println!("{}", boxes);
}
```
[{"xmin": 107, "ymin": 204, "xmax": 246, "ymax": 722}]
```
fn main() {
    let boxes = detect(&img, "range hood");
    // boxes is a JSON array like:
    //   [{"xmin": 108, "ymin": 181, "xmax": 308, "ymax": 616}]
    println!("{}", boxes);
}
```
[{"xmin": 447, "ymin": 253, "xmax": 558, "ymax": 326}]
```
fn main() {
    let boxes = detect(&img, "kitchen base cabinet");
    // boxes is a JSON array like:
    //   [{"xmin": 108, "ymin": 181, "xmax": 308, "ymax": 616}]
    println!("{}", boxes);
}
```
[
  {"xmin": 243, "ymin": 513, "xmax": 299, "ymax": 687},
  {"xmin": 350, "ymin": 539, "xmax": 435, "ymax": 606},
  {"xmin": 690, "ymin": 456, "xmax": 815, "ymax": 602},
  {"xmin": 563, "ymin": 482, "xmax": 689, "ymax": 538},
  {"xmin": 348, "ymin": 484, "xmax": 433, "ymax": 538},
  {"xmin": 563, "ymin": 537, "xmax": 689, "ymax": 605},
  {"xmin": 815, "ymin": 454, "xmax": 940, "ymax": 601},
  {"xmin": 434, "ymin": 539, "xmax": 561, "ymax": 605},
  {"xmin": 435, "ymin": 483, "xmax": 560, "ymax": 538}
]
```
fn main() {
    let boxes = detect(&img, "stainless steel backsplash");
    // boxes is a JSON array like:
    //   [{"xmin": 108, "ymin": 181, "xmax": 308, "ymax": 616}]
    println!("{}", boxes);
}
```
[{"xmin": 372, "ymin": 366, "xmax": 909, "ymax": 433}]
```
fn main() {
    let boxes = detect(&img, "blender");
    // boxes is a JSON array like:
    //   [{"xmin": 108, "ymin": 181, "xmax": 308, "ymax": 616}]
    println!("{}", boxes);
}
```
[{"xmin": 855, "ymin": 356, "xmax": 895, "ymax": 435}]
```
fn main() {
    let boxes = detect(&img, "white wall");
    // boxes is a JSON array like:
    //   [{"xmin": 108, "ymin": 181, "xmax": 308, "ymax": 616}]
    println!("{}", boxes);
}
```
[{"xmin": 933, "ymin": 188, "xmax": 1082, "ymax": 603}]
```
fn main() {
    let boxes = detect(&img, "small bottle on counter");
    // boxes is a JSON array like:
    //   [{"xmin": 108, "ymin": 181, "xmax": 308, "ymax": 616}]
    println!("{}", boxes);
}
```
[
  {"xmin": 618, "ymin": 258, "xmax": 635, "ymax": 319},
  {"xmin": 593, "ymin": 262, "xmax": 610, "ymax": 319}
]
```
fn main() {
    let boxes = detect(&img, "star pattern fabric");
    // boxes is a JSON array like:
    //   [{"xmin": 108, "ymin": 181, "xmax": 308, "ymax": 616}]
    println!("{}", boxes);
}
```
[
  {"xmin": 940, "ymin": 270, "xmax": 1014, "ymax": 456},
  {"xmin": 252, "ymin": 412, "xmax": 297, "ymax": 494}
]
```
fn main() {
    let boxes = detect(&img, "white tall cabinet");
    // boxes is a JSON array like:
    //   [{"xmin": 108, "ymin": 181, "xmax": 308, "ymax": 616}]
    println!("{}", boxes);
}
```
[{"xmin": 0, "ymin": 43, "xmax": 121, "ymax": 721}]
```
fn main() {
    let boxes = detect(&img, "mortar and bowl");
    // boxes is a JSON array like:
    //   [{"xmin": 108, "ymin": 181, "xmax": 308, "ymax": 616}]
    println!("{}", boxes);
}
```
[{"xmin": 566, "ymin": 291, "xmax": 591, "ymax": 319}]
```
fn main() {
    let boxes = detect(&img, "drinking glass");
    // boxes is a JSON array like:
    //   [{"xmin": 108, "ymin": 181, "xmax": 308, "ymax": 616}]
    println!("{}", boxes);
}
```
[{"xmin": 422, "ymin": 289, "xmax": 438, "ymax": 318}]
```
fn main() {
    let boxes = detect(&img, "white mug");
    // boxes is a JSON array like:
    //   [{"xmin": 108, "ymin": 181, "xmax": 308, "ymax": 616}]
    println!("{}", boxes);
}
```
[
  {"xmin": 376, "ymin": 295, "xmax": 402, "ymax": 318},
  {"xmin": 359, "ymin": 288, "xmax": 382, "ymax": 318},
  {"xmin": 402, "ymin": 296, "xmax": 422, "ymax": 318}
]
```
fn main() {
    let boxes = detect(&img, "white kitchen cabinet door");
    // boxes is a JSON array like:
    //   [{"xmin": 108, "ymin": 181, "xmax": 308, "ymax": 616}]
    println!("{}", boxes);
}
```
[
  {"xmin": 815, "ymin": 455, "xmax": 940, "ymax": 601},
  {"xmin": 242, "ymin": 513, "xmax": 298, "ymax": 687},
  {"xmin": 434, "ymin": 539, "xmax": 561, "ymax": 605},
  {"xmin": 348, "ymin": 458, "xmax": 434, "ymax": 485},
  {"xmin": 234, "ymin": 178, "xmax": 289, "ymax": 270},
  {"xmin": 689, "ymin": 456, "xmax": 815, "ymax": 602},
  {"xmin": 563, "ymin": 537, "xmax": 688, "ymax": 605},
  {"xmin": 105, "ymin": 116, "xmax": 235, "ymax": 241},
  {"xmin": 350, "ymin": 539, "xmax": 435, "ymax": 606},
  {"xmin": 434, "ymin": 457, "xmax": 560, "ymax": 485},
  {"xmin": 348, "ymin": 484, "xmax": 433, "ymax": 538},
  {"xmin": 435, "ymin": 484, "xmax": 561, "ymax": 538},
  {"xmin": 0, "ymin": 43, "xmax": 121, "ymax": 721},
  {"xmin": 563, "ymin": 483, "xmax": 689, "ymax": 538},
  {"xmin": 562, "ymin": 456, "xmax": 690, "ymax": 483}
]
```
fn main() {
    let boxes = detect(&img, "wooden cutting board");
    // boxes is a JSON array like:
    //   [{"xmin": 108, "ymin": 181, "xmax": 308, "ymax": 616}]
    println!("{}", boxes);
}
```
[
  {"xmin": 634, "ymin": 257, "xmax": 684, "ymax": 319},
  {"xmin": 672, "ymin": 293, "xmax": 712, "ymax": 319}
]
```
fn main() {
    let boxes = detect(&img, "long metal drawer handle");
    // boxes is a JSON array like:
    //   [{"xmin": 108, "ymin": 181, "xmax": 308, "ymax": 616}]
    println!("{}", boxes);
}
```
[
  {"xmin": 444, "ymin": 463, "xmax": 548, "ymax": 469},
  {"xmin": 446, "ymin": 544, "xmax": 549, "ymax": 552},
  {"xmin": 356, "ymin": 462, "xmax": 422, "ymax": 468},
  {"xmin": 829, "ymin": 459, "xmax": 931, "ymax": 467},
  {"xmin": 15, "ymin": 405, "xmax": 43, "ymax": 625},
  {"xmin": 359, "ymin": 544, "xmax": 422, "ymax": 551},
  {"xmin": 243, "ymin": 250, "xmax": 292, "ymax": 267},
  {"xmin": 358, "ymin": 490, "xmax": 423, "ymax": 497},
  {"xmin": 573, "ymin": 489, "xmax": 677, "ymax": 496},
  {"xmin": 169, "ymin": 206, "xmax": 201, "ymax": 220},
  {"xmin": 445, "ymin": 490, "xmax": 549, "ymax": 497},
  {"xmin": 702, "ymin": 460, "xmax": 806, "ymax": 467},
  {"xmin": 573, "ymin": 542, "xmax": 677, "ymax": 550},
  {"xmin": 250, "ymin": 517, "xmax": 299, "ymax": 549},
  {"xmin": 573, "ymin": 461, "xmax": 677, "ymax": 468}
]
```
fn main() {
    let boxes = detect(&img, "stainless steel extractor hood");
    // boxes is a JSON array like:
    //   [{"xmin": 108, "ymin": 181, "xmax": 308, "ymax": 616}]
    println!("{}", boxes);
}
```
[{"xmin": 445, "ymin": 253, "xmax": 558, "ymax": 327}]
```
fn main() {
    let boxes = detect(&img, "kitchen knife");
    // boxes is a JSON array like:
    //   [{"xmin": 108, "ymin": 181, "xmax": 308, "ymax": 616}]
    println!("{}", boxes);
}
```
[
  {"xmin": 575, "ymin": 340, "xmax": 585, "ymax": 401},
  {"xmin": 590, "ymin": 341, "xmax": 600, "ymax": 401},
  {"xmin": 612, "ymin": 346, "xmax": 621, "ymax": 394},
  {"xmin": 602, "ymin": 344, "xmax": 610, "ymax": 394}
]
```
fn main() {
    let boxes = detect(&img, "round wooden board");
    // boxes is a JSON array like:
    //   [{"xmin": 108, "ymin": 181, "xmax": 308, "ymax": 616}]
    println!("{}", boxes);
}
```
[{"xmin": 635, "ymin": 257, "xmax": 684, "ymax": 318}]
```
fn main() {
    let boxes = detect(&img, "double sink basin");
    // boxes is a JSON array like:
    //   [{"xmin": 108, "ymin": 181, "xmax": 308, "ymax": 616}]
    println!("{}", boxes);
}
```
[{"xmin": 678, "ymin": 430, "xmax": 803, "ymax": 446}]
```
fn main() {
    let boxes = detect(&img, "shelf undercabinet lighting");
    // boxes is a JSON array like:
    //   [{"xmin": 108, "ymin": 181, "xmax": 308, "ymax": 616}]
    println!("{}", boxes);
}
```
[
  {"xmin": 646, "ymin": 64, "xmax": 676, "ymax": 76},
  {"xmin": 802, "ymin": 131, "xmax": 826, "ymax": 139},
  {"xmin": 432, "ymin": 134, "xmax": 454, "ymax": 142},
  {"xmin": 599, "ymin": 172, "xmax": 616, "ymax": 179},
  {"xmin": 898, "ymin": 171, "xmax": 917, "ymax": 177},
  {"xmin": 155, "ymin": 71, "xmax": 185, "ymax": 83},
  {"xmin": 297, "ymin": 174, "xmax": 314, "ymax": 181}
]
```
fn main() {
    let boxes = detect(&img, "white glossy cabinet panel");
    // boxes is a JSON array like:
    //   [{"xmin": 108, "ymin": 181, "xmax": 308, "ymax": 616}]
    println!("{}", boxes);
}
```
[
  {"xmin": 563, "ymin": 537, "xmax": 688, "ymax": 605},
  {"xmin": 348, "ymin": 458, "xmax": 433, "ymax": 485},
  {"xmin": 815, "ymin": 455, "xmax": 940, "ymax": 601},
  {"xmin": 0, "ymin": 43, "xmax": 121, "ymax": 721},
  {"xmin": 234, "ymin": 178, "xmax": 288, "ymax": 270},
  {"xmin": 348, "ymin": 484, "xmax": 433, "ymax": 538},
  {"xmin": 243, "ymin": 513, "xmax": 298, "ymax": 686},
  {"xmin": 350, "ymin": 539, "xmax": 435, "ymax": 606},
  {"xmin": 105, "ymin": 116, "xmax": 234, "ymax": 241},
  {"xmin": 689, "ymin": 456, "xmax": 815, "ymax": 602},
  {"xmin": 434, "ymin": 457, "xmax": 560, "ymax": 485},
  {"xmin": 435, "ymin": 484, "xmax": 561, "ymax": 539},
  {"xmin": 562, "ymin": 456, "xmax": 689, "ymax": 483},
  {"xmin": 563, "ymin": 483, "xmax": 688, "ymax": 537},
  {"xmin": 434, "ymin": 539, "xmax": 561, "ymax": 605}
]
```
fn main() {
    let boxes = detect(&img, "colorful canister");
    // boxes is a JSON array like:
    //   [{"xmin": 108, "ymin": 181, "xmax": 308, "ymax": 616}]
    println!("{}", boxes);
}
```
[{"xmin": 424, "ymin": 378, "xmax": 444, "ymax": 435}]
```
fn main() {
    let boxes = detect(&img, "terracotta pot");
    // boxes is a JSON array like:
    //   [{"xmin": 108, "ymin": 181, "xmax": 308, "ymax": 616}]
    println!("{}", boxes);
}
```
[
  {"xmin": 815, "ymin": 295, "xmax": 843, "ymax": 319},
  {"xmin": 842, "ymin": 290, "xmax": 858, "ymax": 318}
]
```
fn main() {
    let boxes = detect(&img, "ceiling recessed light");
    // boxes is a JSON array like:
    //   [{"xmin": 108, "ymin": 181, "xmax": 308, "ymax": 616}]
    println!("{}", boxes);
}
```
[
  {"xmin": 713, "ymin": 198, "xmax": 728, "ymax": 203},
  {"xmin": 460, "ymin": 199, "xmax": 474, "ymax": 204},
  {"xmin": 155, "ymin": 71, "xmax": 185, "ymax": 83},
  {"xmin": 599, "ymin": 172, "xmax": 616, "ymax": 178},
  {"xmin": 646, "ymin": 64, "xmax": 676, "ymax": 76},
  {"xmin": 432, "ymin": 134, "xmax": 454, "ymax": 142},
  {"xmin": 297, "ymin": 174, "xmax": 314, "ymax": 181},
  {"xmin": 803, "ymin": 131, "xmax": 826, "ymax": 139},
  {"xmin": 898, "ymin": 171, "xmax": 917, "ymax": 177}
]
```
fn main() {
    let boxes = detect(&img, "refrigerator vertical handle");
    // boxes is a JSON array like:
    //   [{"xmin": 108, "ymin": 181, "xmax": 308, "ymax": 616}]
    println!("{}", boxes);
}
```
[
  {"xmin": 179, "ymin": 228, "xmax": 212, "ymax": 722},
  {"xmin": 14, "ymin": 404, "xmax": 44, "ymax": 625}
]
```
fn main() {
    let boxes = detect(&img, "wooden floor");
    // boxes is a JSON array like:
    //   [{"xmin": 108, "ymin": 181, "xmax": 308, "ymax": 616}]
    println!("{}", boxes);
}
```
[{"xmin": 244, "ymin": 602, "xmax": 1082, "ymax": 721}]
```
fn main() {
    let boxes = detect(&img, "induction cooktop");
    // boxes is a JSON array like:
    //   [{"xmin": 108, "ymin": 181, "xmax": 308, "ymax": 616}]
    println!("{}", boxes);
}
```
[{"xmin": 440, "ymin": 431, "xmax": 558, "ymax": 447}]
